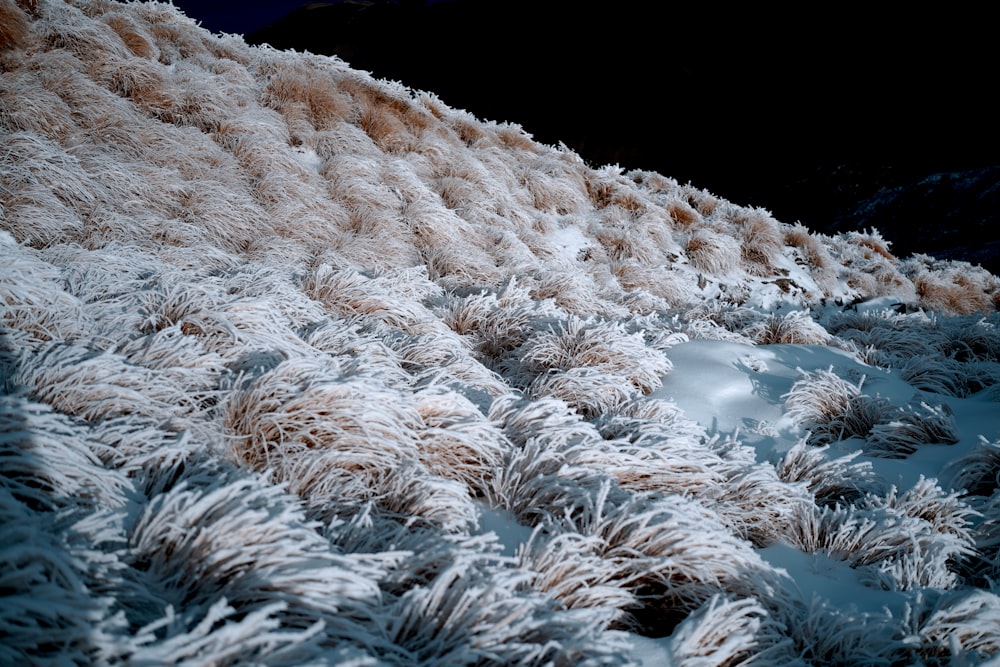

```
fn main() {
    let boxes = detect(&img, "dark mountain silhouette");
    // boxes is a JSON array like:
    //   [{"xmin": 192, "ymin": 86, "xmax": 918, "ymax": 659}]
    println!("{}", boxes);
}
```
[{"xmin": 248, "ymin": 0, "xmax": 998, "ymax": 273}]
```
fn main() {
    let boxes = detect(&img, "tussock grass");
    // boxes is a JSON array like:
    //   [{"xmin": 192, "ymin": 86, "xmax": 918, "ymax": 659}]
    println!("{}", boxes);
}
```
[
  {"xmin": 733, "ymin": 208, "xmax": 784, "ymax": 276},
  {"xmin": 670, "ymin": 595, "xmax": 795, "ymax": 666},
  {"xmin": 569, "ymin": 492, "xmax": 783, "ymax": 635},
  {"xmin": 946, "ymin": 436, "xmax": 1000, "ymax": 497},
  {"xmin": 413, "ymin": 387, "xmax": 508, "ymax": 495},
  {"xmin": 512, "ymin": 317, "xmax": 670, "ymax": 393},
  {"xmin": 747, "ymin": 310, "xmax": 831, "ymax": 345},
  {"xmin": 906, "ymin": 589, "xmax": 1000, "ymax": 662},
  {"xmin": 784, "ymin": 477, "xmax": 975, "ymax": 591},
  {"xmin": 784, "ymin": 367, "xmax": 959, "ymax": 458},
  {"xmin": 783, "ymin": 368, "xmax": 888, "ymax": 446},
  {"xmin": 904, "ymin": 254, "xmax": 1000, "ymax": 315},
  {"xmin": 0, "ymin": 1, "xmax": 31, "ymax": 52},
  {"xmin": 684, "ymin": 228, "xmax": 742, "ymax": 276},
  {"xmin": 776, "ymin": 441, "xmax": 886, "ymax": 506},
  {"xmin": 1, "ymin": 0, "xmax": 998, "ymax": 662}
]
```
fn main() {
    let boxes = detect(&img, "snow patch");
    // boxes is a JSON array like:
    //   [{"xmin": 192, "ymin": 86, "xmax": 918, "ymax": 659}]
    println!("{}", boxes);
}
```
[{"xmin": 547, "ymin": 224, "xmax": 591, "ymax": 263}]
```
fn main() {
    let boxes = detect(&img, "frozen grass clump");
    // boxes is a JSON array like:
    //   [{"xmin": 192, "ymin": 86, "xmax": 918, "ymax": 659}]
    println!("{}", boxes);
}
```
[
  {"xmin": 437, "ymin": 287, "xmax": 536, "ymax": 365},
  {"xmin": 945, "ymin": 436, "xmax": 1000, "ymax": 497},
  {"xmin": 783, "ymin": 368, "xmax": 889, "ymax": 446},
  {"xmin": 14, "ymin": 341, "xmax": 194, "ymax": 424},
  {"xmin": 903, "ymin": 254, "xmax": 1000, "ymax": 315},
  {"xmin": 516, "ymin": 530, "xmax": 637, "ymax": 626},
  {"xmin": 903, "ymin": 589, "xmax": 1000, "ymax": 663},
  {"xmin": 788, "ymin": 599, "xmax": 899, "ymax": 667},
  {"xmin": 0, "ymin": 486, "xmax": 107, "ymax": 666},
  {"xmin": 504, "ymin": 316, "xmax": 671, "ymax": 417},
  {"xmin": 775, "ymin": 441, "xmax": 886, "ymax": 506},
  {"xmin": 866, "ymin": 401, "xmax": 958, "ymax": 458},
  {"xmin": 684, "ymin": 228, "xmax": 742, "ymax": 276},
  {"xmin": 783, "ymin": 368, "xmax": 959, "ymax": 458},
  {"xmin": 0, "ymin": 395, "xmax": 129, "ymax": 512},
  {"xmin": 825, "ymin": 309, "xmax": 1000, "ymax": 398},
  {"xmin": 746, "ymin": 310, "xmax": 831, "ymax": 346},
  {"xmin": 413, "ymin": 386, "xmax": 508, "ymax": 496},
  {"xmin": 784, "ymin": 477, "xmax": 975, "ymax": 592},
  {"xmin": 384, "ymin": 553, "xmax": 631, "ymax": 666},
  {"xmin": 126, "ymin": 473, "xmax": 387, "ymax": 647},
  {"xmin": 2, "ymin": 0, "xmax": 999, "ymax": 662},
  {"xmin": 223, "ymin": 356, "xmax": 477, "ymax": 530},
  {"xmin": 669, "ymin": 594, "xmax": 797, "ymax": 666},
  {"xmin": 968, "ymin": 492, "xmax": 1000, "ymax": 586}
]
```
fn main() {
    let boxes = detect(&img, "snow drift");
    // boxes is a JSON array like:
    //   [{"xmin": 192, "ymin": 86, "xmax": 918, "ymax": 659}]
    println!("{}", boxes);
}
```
[{"xmin": 2, "ymin": 1, "xmax": 1000, "ymax": 664}]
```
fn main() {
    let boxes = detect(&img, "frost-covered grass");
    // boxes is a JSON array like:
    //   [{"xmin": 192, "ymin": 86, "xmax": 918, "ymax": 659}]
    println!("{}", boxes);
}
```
[{"xmin": 2, "ymin": 1, "xmax": 1000, "ymax": 664}]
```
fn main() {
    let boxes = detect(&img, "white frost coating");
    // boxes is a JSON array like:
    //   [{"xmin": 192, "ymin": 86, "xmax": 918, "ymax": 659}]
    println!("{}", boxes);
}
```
[
  {"xmin": 475, "ymin": 502, "xmax": 534, "ymax": 557},
  {"xmin": 292, "ymin": 146, "xmax": 324, "ymax": 173},
  {"xmin": 547, "ymin": 224, "xmax": 591, "ymax": 263},
  {"xmin": 1, "ymin": 1, "xmax": 999, "ymax": 664}
]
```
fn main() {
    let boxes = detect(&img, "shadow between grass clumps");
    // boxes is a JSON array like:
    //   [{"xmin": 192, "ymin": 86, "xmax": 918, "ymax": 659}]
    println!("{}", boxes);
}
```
[{"xmin": 0, "ymin": 358, "xmax": 111, "ymax": 663}]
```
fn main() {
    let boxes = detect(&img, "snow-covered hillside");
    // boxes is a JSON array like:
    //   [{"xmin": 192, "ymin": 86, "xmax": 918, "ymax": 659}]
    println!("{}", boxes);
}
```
[{"xmin": 2, "ymin": 1, "xmax": 1000, "ymax": 664}]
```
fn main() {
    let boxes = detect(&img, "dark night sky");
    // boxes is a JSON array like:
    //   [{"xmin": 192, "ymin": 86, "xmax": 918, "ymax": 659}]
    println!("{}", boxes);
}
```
[
  {"xmin": 166, "ymin": 1, "xmax": 998, "ymax": 270},
  {"xmin": 170, "ymin": 1, "xmax": 312, "ymax": 36},
  {"xmin": 171, "ymin": 0, "xmax": 455, "ymax": 36},
  {"xmin": 171, "ymin": 1, "xmax": 995, "ymax": 173}
]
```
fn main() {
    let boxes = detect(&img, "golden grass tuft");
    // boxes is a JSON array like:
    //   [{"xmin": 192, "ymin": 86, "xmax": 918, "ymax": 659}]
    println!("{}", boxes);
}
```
[
  {"xmin": 344, "ymin": 81, "xmax": 427, "ymax": 153},
  {"xmin": 102, "ymin": 55, "xmax": 174, "ymax": 116},
  {"xmin": 747, "ymin": 311, "xmax": 830, "ymax": 346},
  {"xmin": 684, "ymin": 228, "xmax": 741, "ymax": 275},
  {"xmin": 848, "ymin": 229, "xmax": 896, "ymax": 261},
  {"xmin": 0, "ymin": 71, "xmax": 76, "ymax": 141},
  {"xmin": 584, "ymin": 174, "xmax": 616, "ymax": 209},
  {"xmin": 514, "ymin": 316, "xmax": 671, "ymax": 402},
  {"xmin": 135, "ymin": 3, "xmax": 210, "ymax": 62},
  {"xmin": 416, "ymin": 90, "xmax": 450, "ymax": 120},
  {"xmin": 783, "ymin": 222, "xmax": 813, "ymax": 249},
  {"xmin": 733, "ymin": 209, "xmax": 783, "ymax": 276},
  {"xmin": 223, "ymin": 358, "xmax": 424, "ymax": 484},
  {"xmin": 304, "ymin": 264, "xmax": 434, "ymax": 333},
  {"xmin": 612, "ymin": 261, "xmax": 694, "ymax": 307},
  {"xmin": 103, "ymin": 12, "xmax": 156, "ymax": 59},
  {"xmin": 358, "ymin": 103, "xmax": 413, "ymax": 152},
  {"xmin": 495, "ymin": 123, "xmax": 536, "ymax": 151},
  {"xmin": 665, "ymin": 198, "xmax": 700, "ymax": 227},
  {"xmin": 439, "ymin": 289, "xmax": 532, "ymax": 363},
  {"xmin": 627, "ymin": 169, "xmax": 677, "ymax": 194},
  {"xmin": 914, "ymin": 276, "xmax": 983, "ymax": 315},
  {"xmin": 610, "ymin": 190, "xmax": 646, "ymax": 213},
  {"xmin": 260, "ymin": 59, "xmax": 353, "ymax": 130},
  {"xmin": 784, "ymin": 221, "xmax": 835, "ymax": 273},
  {"xmin": 528, "ymin": 271, "xmax": 601, "ymax": 316},
  {"xmin": 909, "ymin": 261, "xmax": 997, "ymax": 315},
  {"xmin": 0, "ymin": 0, "xmax": 29, "ymax": 52},
  {"xmin": 517, "ymin": 531, "xmax": 637, "ymax": 622},
  {"xmin": 449, "ymin": 114, "xmax": 485, "ymax": 145},
  {"xmin": 413, "ymin": 388, "xmax": 507, "ymax": 495},
  {"xmin": 682, "ymin": 186, "xmax": 720, "ymax": 217},
  {"xmin": 594, "ymin": 227, "xmax": 634, "ymax": 262}
]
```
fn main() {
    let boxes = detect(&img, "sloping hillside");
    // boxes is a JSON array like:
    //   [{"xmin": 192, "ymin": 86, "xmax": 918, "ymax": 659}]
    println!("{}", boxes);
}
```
[
  {"xmin": 241, "ymin": 0, "xmax": 1000, "ymax": 276},
  {"xmin": 2, "ymin": 1, "xmax": 1000, "ymax": 664}
]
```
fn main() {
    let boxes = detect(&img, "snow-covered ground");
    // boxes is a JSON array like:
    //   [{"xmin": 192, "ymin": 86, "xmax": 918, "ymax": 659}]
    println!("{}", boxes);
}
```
[
  {"xmin": 470, "ymin": 333, "xmax": 1000, "ymax": 665},
  {"xmin": 2, "ymin": 1, "xmax": 1000, "ymax": 665}
]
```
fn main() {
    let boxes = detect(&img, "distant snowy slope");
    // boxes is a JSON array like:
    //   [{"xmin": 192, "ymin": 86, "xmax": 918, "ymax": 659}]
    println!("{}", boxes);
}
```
[{"xmin": 2, "ymin": 1, "xmax": 1000, "ymax": 665}]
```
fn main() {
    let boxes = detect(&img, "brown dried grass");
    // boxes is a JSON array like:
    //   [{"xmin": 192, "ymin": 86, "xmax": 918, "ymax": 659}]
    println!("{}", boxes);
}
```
[
  {"xmin": 0, "ymin": 0, "xmax": 29, "ymax": 52},
  {"xmin": 103, "ymin": 12, "xmax": 156, "ymax": 59}
]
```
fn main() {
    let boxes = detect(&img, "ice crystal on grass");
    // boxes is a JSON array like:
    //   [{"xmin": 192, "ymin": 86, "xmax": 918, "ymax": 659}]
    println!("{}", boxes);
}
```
[
  {"xmin": 784, "ymin": 368, "xmax": 959, "ymax": 457},
  {"xmin": 1, "ymin": 0, "xmax": 999, "ymax": 662}
]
